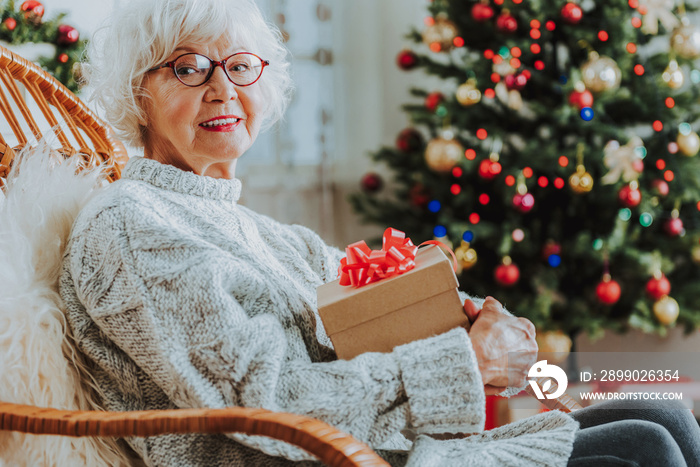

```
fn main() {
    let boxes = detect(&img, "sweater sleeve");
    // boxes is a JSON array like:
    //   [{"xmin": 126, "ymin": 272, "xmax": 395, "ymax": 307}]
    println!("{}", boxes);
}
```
[{"xmin": 67, "ymin": 206, "xmax": 486, "ymax": 462}]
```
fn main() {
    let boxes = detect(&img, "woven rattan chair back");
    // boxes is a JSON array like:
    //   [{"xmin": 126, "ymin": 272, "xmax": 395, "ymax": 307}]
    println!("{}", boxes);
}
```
[{"xmin": 0, "ymin": 44, "xmax": 127, "ymax": 189}]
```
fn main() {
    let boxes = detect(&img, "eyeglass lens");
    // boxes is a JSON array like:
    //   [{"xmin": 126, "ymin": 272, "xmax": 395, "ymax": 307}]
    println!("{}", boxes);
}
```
[{"xmin": 173, "ymin": 53, "xmax": 264, "ymax": 86}]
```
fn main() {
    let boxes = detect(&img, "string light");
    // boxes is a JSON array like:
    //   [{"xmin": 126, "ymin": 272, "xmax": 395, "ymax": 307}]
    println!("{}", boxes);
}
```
[
  {"xmin": 530, "ymin": 19, "xmax": 541, "ymax": 29},
  {"xmin": 523, "ymin": 167, "xmax": 533, "ymax": 178},
  {"xmin": 581, "ymin": 107, "xmax": 594, "ymax": 121},
  {"xmin": 465, "ymin": 149, "xmax": 476, "ymax": 160},
  {"xmin": 538, "ymin": 176, "xmax": 549, "ymax": 187},
  {"xmin": 653, "ymin": 120, "xmax": 663, "ymax": 131},
  {"xmin": 511, "ymin": 47, "xmax": 522, "ymax": 57},
  {"xmin": 559, "ymin": 156, "xmax": 569, "ymax": 167},
  {"xmin": 656, "ymin": 159, "xmax": 666, "ymax": 170},
  {"xmin": 484, "ymin": 88, "xmax": 496, "ymax": 98},
  {"xmin": 505, "ymin": 175, "xmax": 516, "ymax": 186},
  {"xmin": 619, "ymin": 208, "xmax": 632, "ymax": 221},
  {"xmin": 424, "ymin": 17, "xmax": 434, "ymax": 26},
  {"xmin": 512, "ymin": 229, "xmax": 525, "ymax": 242},
  {"xmin": 510, "ymin": 58, "xmax": 521, "ymax": 68},
  {"xmin": 428, "ymin": 200, "xmax": 441, "ymax": 212},
  {"xmin": 631, "ymin": 17, "xmax": 642, "ymax": 28},
  {"xmin": 433, "ymin": 225, "xmax": 447, "ymax": 237},
  {"xmin": 554, "ymin": 177, "xmax": 565, "ymax": 189},
  {"xmin": 548, "ymin": 254, "xmax": 562, "ymax": 267},
  {"xmin": 535, "ymin": 60, "xmax": 545, "ymax": 70},
  {"xmin": 626, "ymin": 42, "xmax": 637, "ymax": 53},
  {"xmin": 469, "ymin": 213, "xmax": 481, "ymax": 224},
  {"xmin": 668, "ymin": 142, "xmax": 679, "ymax": 154},
  {"xmin": 531, "ymin": 43, "xmax": 541, "ymax": 54},
  {"xmin": 476, "ymin": 128, "xmax": 488, "ymax": 140},
  {"xmin": 452, "ymin": 167, "xmax": 463, "ymax": 177},
  {"xmin": 430, "ymin": 42, "xmax": 441, "ymax": 53},
  {"xmin": 598, "ymin": 30, "xmax": 609, "ymax": 41},
  {"xmin": 484, "ymin": 49, "xmax": 495, "ymax": 59},
  {"xmin": 491, "ymin": 73, "xmax": 501, "ymax": 83},
  {"xmin": 665, "ymin": 97, "xmax": 675, "ymax": 108},
  {"xmin": 640, "ymin": 212, "xmax": 654, "ymax": 227},
  {"xmin": 546, "ymin": 21, "xmax": 556, "ymax": 31},
  {"xmin": 453, "ymin": 37, "xmax": 465, "ymax": 47},
  {"xmin": 463, "ymin": 230, "xmax": 474, "ymax": 242},
  {"xmin": 451, "ymin": 184, "xmax": 461, "ymax": 195},
  {"xmin": 664, "ymin": 170, "xmax": 674, "ymax": 182},
  {"xmin": 634, "ymin": 64, "xmax": 645, "ymax": 75},
  {"xmin": 479, "ymin": 193, "xmax": 490, "ymax": 205},
  {"xmin": 531, "ymin": 29, "xmax": 542, "ymax": 40}
]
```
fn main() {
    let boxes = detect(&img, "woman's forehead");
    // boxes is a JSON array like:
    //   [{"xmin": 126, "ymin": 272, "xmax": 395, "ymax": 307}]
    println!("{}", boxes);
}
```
[{"xmin": 170, "ymin": 40, "xmax": 250, "ymax": 59}]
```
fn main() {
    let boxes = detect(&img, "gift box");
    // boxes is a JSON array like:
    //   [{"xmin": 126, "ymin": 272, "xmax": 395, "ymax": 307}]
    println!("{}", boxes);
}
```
[{"xmin": 317, "ymin": 241, "xmax": 468, "ymax": 360}]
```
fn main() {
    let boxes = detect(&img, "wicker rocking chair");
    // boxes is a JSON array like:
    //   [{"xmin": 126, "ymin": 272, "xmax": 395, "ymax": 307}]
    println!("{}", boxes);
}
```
[{"xmin": 0, "ymin": 44, "xmax": 387, "ymax": 467}]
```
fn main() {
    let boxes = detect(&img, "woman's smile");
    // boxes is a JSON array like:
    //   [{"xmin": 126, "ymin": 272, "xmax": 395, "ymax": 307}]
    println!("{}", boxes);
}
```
[{"xmin": 198, "ymin": 115, "xmax": 243, "ymax": 132}]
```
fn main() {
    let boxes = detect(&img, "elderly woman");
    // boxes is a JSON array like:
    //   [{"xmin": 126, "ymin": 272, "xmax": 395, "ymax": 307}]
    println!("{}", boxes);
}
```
[{"xmin": 59, "ymin": 0, "xmax": 700, "ymax": 466}]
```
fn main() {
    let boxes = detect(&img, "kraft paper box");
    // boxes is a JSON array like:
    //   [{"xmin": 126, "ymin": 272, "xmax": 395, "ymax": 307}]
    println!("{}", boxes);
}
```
[{"xmin": 317, "ymin": 245, "xmax": 468, "ymax": 360}]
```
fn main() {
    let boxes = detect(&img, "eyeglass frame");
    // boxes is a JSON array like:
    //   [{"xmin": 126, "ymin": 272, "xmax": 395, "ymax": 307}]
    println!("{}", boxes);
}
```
[{"xmin": 148, "ymin": 52, "xmax": 270, "ymax": 88}]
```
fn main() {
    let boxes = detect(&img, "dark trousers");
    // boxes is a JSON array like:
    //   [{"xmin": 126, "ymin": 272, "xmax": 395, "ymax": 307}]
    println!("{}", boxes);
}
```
[{"xmin": 567, "ymin": 399, "xmax": 700, "ymax": 467}]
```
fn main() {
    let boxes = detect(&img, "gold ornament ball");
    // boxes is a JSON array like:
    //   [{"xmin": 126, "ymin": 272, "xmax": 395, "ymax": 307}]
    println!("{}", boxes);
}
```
[
  {"xmin": 536, "ymin": 330, "xmax": 572, "ymax": 364},
  {"xmin": 662, "ymin": 60, "xmax": 684, "ymax": 89},
  {"xmin": 677, "ymin": 131, "xmax": 700, "ymax": 157},
  {"xmin": 456, "ymin": 81, "xmax": 481, "ymax": 106},
  {"xmin": 425, "ymin": 137, "xmax": 463, "ymax": 172},
  {"xmin": 568, "ymin": 168, "xmax": 594, "ymax": 194},
  {"xmin": 692, "ymin": 245, "xmax": 700, "ymax": 264},
  {"xmin": 653, "ymin": 296, "xmax": 680, "ymax": 326},
  {"xmin": 671, "ymin": 24, "xmax": 700, "ymax": 59},
  {"xmin": 455, "ymin": 244, "xmax": 478, "ymax": 270},
  {"xmin": 422, "ymin": 17, "xmax": 459, "ymax": 51},
  {"xmin": 581, "ymin": 53, "xmax": 621, "ymax": 93}
]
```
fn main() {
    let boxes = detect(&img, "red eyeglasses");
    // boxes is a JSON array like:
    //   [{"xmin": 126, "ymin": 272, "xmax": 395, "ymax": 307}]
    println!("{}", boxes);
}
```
[{"xmin": 149, "ymin": 52, "xmax": 270, "ymax": 87}]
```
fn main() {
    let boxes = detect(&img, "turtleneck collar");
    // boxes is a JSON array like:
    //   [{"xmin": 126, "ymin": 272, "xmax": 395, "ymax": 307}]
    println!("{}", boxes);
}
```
[{"xmin": 121, "ymin": 156, "xmax": 242, "ymax": 203}]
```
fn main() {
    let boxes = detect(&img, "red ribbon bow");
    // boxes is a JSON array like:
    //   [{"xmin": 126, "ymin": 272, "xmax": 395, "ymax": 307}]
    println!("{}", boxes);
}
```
[{"xmin": 338, "ymin": 228, "xmax": 456, "ymax": 287}]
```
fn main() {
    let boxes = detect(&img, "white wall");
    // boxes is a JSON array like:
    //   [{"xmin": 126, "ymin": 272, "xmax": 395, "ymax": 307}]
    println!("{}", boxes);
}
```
[{"xmin": 332, "ymin": 0, "xmax": 437, "ymax": 246}]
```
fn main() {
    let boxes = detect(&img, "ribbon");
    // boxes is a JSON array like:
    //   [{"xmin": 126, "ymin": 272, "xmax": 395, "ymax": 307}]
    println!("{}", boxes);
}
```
[{"xmin": 338, "ymin": 228, "xmax": 458, "ymax": 287}]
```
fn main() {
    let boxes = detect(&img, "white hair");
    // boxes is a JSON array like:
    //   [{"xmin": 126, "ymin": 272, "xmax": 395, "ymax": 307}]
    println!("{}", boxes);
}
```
[{"xmin": 84, "ymin": 0, "xmax": 293, "ymax": 148}]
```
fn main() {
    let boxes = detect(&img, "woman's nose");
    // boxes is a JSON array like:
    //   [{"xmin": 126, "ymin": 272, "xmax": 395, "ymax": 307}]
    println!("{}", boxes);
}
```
[{"xmin": 205, "ymin": 65, "xmax": 239, "ymax": 101}]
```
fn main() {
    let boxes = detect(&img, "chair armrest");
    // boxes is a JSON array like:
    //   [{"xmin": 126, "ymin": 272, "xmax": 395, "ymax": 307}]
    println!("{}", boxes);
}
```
[{"xmin": 0, "ymin": 402, "xmax": 389, "ymax": 467}]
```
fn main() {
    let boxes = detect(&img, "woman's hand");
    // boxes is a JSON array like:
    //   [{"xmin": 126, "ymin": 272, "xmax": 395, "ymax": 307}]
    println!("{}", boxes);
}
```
[{"xmin": 463, "ymin": 297, "xmax": 538, "ymax": 393}]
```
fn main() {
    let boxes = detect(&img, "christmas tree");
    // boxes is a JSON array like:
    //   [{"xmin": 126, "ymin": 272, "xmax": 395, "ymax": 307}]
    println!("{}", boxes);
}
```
[{"xmin": 350, "ymin": 0, "xmax": 700, "ymax": 341}]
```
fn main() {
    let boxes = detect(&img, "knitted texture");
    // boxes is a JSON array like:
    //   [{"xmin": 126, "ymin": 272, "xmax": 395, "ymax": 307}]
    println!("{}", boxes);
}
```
[{"xmin": 59, "ymin": 156, "xmax": 577, "ymax": 466}]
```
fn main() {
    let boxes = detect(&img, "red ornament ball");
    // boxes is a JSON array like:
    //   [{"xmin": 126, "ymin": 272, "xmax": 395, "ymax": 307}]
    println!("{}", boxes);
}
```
[
  {"xmin": 3, "ymin": 17, "xmax": 17, "ymax": 31},
  {"xmin": 478, "ymin": 159, "xmax": 502, "ymax": 180},
  {"xmin": 360, "ymin": 172, "xmax": 383, "ymax": 193},
  {"xmin": 496, "ymin": 12, "xmax": 518, "ymax": 34},
  {"xmin": 494, "ymin": 263, "xmax": 520, "ymax": 286},
  {"xmin": 646, "ymin": 275, "xmax": 671, "ymax": 300},
  {"xmin": 568, "ymin": 89, "xmax": 593, "ymax": 109},
  {"xmin": 396, "ymin": 128, "xmax": 423, "ymax": 152},
  {"xmin": 425, "ymin": 92, "xmax": 444, "ymax": 112},
  {"xmin": 541, "ymin": 241, "xmax": 561, "ymax": 260},
  {"xmin": 632, "ymin": 159, "xmax": 644, "ymax": 173},
  {"xmin": 471, "ymin": 3, "xmax": 495, "ymax": 22},
  {"xmin": 409, "ymin": 184, "xmax": 430, "ymax": 208},
  {"xmin": 618, "ymin": 184, "xmax": 642, "ymax": 207},
  {"xmin": 651, "ymin": 179, "xmax": 669, "ymax": 196},
  {"xmin": 664, "ymin": 217, "xmax": 683, "ymax": 236},
  {"xmin": 20, "ymin": 0, "xmax": 44, "ymax": 21},
  {"xmin": 513, "ymin": 193, "xmax": 535, "ymax": 213},
  {"xmin": 505, "ymin": 73, "xmax": 528, "ymax": 91},
  {"xmin": 396, "ymin": 49, "xmax": 418, "ymax": 71},
  {"xmin": 596, "ymin": 278, "xmax": 621, "ymax": 305},
  {"xmin": 561, "ymin": 3, "xmax": 583, "ymax": 24},
  {"xmin": 57, "ymin": 24, "xmax": 80, "ymax": 46}
]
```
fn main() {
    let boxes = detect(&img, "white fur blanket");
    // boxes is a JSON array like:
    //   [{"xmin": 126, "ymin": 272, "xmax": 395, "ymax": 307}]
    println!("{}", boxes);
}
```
[{"xmin": 0, "ymin": 147, "xmax": 132, "ymax": 466}]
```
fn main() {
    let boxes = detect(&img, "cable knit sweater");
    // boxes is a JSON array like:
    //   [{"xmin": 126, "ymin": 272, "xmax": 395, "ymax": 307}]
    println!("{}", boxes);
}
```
[{"xmin": 59, "ymin": 156, "xmax": 578, "ymax": 466}]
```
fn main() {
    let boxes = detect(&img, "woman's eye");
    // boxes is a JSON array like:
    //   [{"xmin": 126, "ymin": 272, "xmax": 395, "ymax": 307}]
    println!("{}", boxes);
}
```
[
  {"xmin": 176, "ymin": 66, "xmax": 199, "ymax": 76},
  {"xmin": 229, "ymin": 63, "xmax": 250, "ymax": 73}
]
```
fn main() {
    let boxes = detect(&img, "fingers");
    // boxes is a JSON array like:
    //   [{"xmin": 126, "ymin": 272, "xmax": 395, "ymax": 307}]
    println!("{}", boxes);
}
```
[
  {"xmin": 463, "ymin": 299, "xmax": 481, "ymax": 323},
  {"xmin": 517, "ymin": 317, "xmax": 536, "ymax": 340},
  {"xmin": 484, "ymin": 385, "xmax": 507, "ymax": 395}
]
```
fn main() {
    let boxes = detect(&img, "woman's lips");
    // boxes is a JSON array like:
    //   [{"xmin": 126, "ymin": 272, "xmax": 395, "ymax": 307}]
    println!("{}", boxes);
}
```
[{"xmin": 199, "ymin": 116, "xmax": 242, "ymax": 132}]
